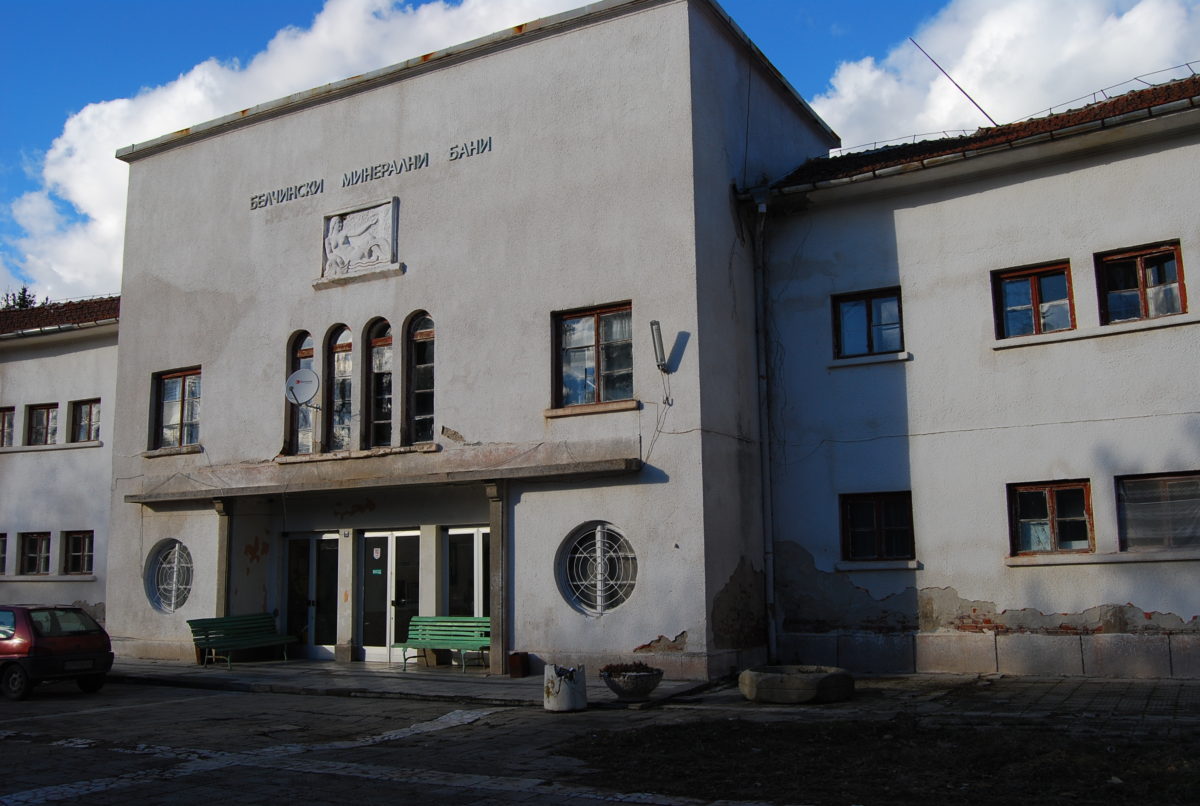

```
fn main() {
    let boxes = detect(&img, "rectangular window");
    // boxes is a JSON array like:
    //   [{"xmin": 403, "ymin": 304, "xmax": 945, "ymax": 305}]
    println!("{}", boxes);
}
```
[
  {"xmin": 1097, "ymin": 242, "xmax": 1185, "ymax": 324},
  {"xmin": 994, "ymin": 263, "xmax": 1074, "ymax": 338},
  {"xmin": 25, "ymin": 404, "xmax": 58, "ymax": 445},
  {"xmin": 71, "ymin": 399, "xmax": 101, "ymax": 442},
  {"xmin": 1117, "ymin": 472, "xmax": 1200, "ymax": 551},
  {"xmin": 1008, "ymin": 481, "xmax": 1092, "ymax": 554},
  {"xmin": 0, "ymin": 408, "xmax": 13, "ymax": 447},
  {"xmin": 19, "ymin": 532, "xmax": 50, "ymax": 575},
  {"xmin": 840, "ymin": 492, "xmax": 914, "ymax": 560},
  {"xmin": 63, "ymin": 531, "xmax": 94, "ymax": 575},
  {"xmin": 156, "ymin": 368, "xmax": 201, "ymax": 448},
  {"xmin": 0, "ymin": 533, "xmax": 6, "ymax": 575},
  {"xmin": 556, "ymin": 303, "xmax": 632, "ymax": 407},
  {"xmin": 833, "ymin": 287, "xmax": 903, "ymax": 358}
]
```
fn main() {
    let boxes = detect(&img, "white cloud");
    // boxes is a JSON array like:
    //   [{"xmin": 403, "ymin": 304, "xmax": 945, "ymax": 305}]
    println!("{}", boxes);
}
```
[
  {"xmin": 813, "ymin": 0, "xmax": 1200, "ymax": 151},
  {"xmin": 6, "ymin": 0, "xmax": 579, "ymax": 300}
]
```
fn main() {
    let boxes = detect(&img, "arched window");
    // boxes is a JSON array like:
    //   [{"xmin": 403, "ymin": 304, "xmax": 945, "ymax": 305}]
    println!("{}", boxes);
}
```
[
  {"xmin": 327, "ymin": 327, "xmax": 353, "ymax": 451},
  {"xmin": 367, "ymin": 320, "xmax": 392, "ymax": 447},
  {"xmin": 406, "ymin": 314, "xmax": 435, "ymax": 444},
  {"xmin": 289, "ymin": 332, "xmax": 314, "ymax": 454}
]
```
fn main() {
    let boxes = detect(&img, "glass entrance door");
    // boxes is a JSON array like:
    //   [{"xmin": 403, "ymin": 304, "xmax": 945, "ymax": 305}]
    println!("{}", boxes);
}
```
[
  {"xmin": 285, "ymin": 533, "xmax": 339, "ymax": 659},
  {"xmin": 361, "ymin": 531, "xmax": 420, "ymax": 662}
]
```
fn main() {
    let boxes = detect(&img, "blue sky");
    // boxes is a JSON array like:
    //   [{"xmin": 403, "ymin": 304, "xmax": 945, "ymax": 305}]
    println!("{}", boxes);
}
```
[{"xmin": 1, "ymin": 0, "xmax": 1196, "ymax": 299}]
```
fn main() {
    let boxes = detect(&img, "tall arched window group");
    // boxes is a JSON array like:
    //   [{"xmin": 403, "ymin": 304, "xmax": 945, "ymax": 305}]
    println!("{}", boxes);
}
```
[{"xmin": 287, "ymin": 312, "xmax": 434, "ymax": 454}]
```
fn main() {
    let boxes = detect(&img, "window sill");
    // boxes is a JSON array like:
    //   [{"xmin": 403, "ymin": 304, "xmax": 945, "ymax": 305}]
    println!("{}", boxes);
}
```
[
  {"xmin": 835, "ymin": 559, "xmax": 922, "ymax": 571},
  {"xmin": 275, "ymin": 443, "xmax": 440, "ymax": 463},
  {"xmin": 1006, "ymin": 548, "xmax": 1200, "ymax": 566},
  {"xmin": 544, "ymin": 399, "xmax": 641, "ymax": 419},
  {"xmin": 0, "ymin": 575, "xmax": 97, "ymax": 582},
  {"xmin": 994, "ymin": 312, "xmax": 1200, "ymax": 351},
  {"xmin": 0, "ymin": 440, "xmax": 103, "ymax": 454},
  {"xmin": 828, "ymin": 351, "xmax": 912, "ymax": 370},
  {"xmin": 142, "ymin": 444, "xmax": 204, "ymax": 458},
  {"xmin": 312, "ymin": 264, "xmax": 406, "ymax": 290}
]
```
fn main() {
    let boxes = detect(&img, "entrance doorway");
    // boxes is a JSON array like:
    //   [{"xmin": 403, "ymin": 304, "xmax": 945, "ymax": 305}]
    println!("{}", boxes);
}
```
[
  {"xmin": 285, "ymin": 533, "xmax": 339, "ymax": 659},
  {"xmin": 360, "ymin": 531, "xmax": 420, "ymax": 662},
  {"xmin": 446, "ymin": 527, "xmax": 490, "ymax": 617}
]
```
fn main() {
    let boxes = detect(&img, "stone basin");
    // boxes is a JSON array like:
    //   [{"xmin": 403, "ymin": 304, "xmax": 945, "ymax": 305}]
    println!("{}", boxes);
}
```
[{"xmin": 738, "ymin": 665, "xmax": 855, "ymax": 704}]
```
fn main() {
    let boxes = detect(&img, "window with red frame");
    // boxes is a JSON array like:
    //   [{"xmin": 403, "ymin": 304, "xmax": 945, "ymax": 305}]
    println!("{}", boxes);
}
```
[{"xmin": 1097, "ymin": 242, "xmax": 1185, "ymax": 324}]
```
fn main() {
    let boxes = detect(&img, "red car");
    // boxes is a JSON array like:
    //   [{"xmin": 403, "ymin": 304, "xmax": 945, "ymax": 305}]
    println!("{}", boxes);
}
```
[{"xmin": 0, "ymin": 605, "xmax": 114, "ymax": 700}]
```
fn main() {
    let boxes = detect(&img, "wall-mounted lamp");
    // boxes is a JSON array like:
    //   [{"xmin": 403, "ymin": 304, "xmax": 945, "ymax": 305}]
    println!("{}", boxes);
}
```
[{"xmin": 650, "ymin": 320, "xmax": 668, "ymax": 372}]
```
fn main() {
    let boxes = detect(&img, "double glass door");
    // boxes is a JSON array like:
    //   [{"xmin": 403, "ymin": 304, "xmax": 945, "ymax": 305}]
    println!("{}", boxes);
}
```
[
  {"xmin": 360, "ymin": 531, "xmax": 420, "ymax": 662},
  {"xmin": 286, "ymin": 534, "xmax": 339, "ymax": 659}
]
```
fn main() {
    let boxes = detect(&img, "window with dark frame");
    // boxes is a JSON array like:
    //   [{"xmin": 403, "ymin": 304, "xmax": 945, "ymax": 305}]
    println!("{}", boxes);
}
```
[
  {"xmin": 840, "ymin": 492, "xmax": 915, "ymax": 561},
  {"xmin": 71, "ymin": 399, "xmax": 101, "ymax": 442},
  {"xmin": 832, "ymin": 288, "xmax": 903, "ymax": 358},
  {"xmin": 1008, "ymin": 481, "xmax": 1092, "ymax": 554},
  {"xmin": 326, "ymin": 327, "xmax": 353, "ymax": 451},
  {"xmin": 994, "ymin": 263, "xmax": 1074, "ymax": 338},
  {"xmin": 289, "ymin": 333, "xmax": 314, "ymax": 455},
  {"xmin": 0, "ymin": 408, "xmax": 13, "ymax": 447},
  {"xmin": 405, "ymin": 314, "xmax": 435, "ymax": 443},
  {"xmin": 1096, "ymin": 242, "xmax": 1185, "ymax": 324},
  {"xmin": 0, "ymin": 533, "xmax": 6, "ymax": 575},
  {"xmin": 19, "ymin": 532, "xmax": 50, "ymax": 575},
  {"xmin": 26, "ymin": 404, "xmax": 57, "ymax": 445},
  {"xmin": 63, "ymin": 531, "xmax": 94, "ymax": 575},
  {"xmin": 555, "ymin": 303, "xmax": 632, "ymax": 407},
  {"xmin": 1117, "ymin": 472, "xmax": 1200, "ymax": 551},
  {"xmin": 367, "ymin": 320, "xmax": 393, "ymax": 447},
  {"xmin": 155, "ymin": 368, "xmax": 200, "ymax": 448}
]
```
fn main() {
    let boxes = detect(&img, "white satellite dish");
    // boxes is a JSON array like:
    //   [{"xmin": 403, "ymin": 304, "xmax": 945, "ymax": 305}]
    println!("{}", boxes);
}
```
[{"xmin": 285, "ymin": 368, "xmax": 319, "ymax": 405}]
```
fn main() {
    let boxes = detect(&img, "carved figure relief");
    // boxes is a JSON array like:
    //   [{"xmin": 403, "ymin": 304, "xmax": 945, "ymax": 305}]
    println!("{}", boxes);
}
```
[{"xmin": 323, "ymin": 200, "xmax": 397, "ymax": 277}]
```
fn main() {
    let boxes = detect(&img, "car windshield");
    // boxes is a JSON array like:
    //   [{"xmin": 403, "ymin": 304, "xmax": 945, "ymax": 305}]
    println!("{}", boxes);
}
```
[{"xmin": 29, "ymin": 608, "xmax": 103, "ymax": 637}]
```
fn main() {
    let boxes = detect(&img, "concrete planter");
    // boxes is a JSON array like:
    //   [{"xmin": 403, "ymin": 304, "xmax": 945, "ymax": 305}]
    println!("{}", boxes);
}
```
[
  {"xmin": 600, "ymin": 669, "xmax": 663, "ymax": 700},
  {"xmin": 738, "ymin": 665, "xmax": 854, "ymax": 704}
]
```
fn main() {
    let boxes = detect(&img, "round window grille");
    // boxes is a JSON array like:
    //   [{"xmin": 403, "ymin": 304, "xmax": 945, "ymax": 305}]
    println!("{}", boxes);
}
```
[
  {"xmin": 145, "ymin": 540, "xmax": 193, "ymax": 613},
  {"xmin": 557, "ymin": 522, "xmax": 637, "ymax": 616}
]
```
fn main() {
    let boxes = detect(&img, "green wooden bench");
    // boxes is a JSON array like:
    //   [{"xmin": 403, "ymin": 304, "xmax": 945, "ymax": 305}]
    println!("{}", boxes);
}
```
[
  {"xmin": 187, "ymin": 613, "xmax": 297, "ymax": 669},
  {"xmin": 394, "ymin": 616, "xmax": 490, "ymax": 672}
]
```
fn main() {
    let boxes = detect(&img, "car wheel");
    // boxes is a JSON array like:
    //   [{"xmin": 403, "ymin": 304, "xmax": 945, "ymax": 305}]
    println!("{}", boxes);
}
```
[
  {"xmin": 1, "ymin": 664, "xmax": 32, "ymax": 701},
  {"xmin": 77, "ymin": 674, "xmax": 106, "ymax": 694}
]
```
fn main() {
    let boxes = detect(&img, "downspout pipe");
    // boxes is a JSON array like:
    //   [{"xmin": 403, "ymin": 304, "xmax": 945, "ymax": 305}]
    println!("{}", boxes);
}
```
[{"xmin": 750, "ymin": 191, "xmax": 778, "ymax": 663}]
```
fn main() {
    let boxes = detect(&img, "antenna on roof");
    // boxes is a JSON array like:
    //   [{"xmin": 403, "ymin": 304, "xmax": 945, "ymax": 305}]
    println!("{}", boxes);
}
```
[{"xmin": 910, "ymin": 38, "xmax": 998, "ymax": 127}]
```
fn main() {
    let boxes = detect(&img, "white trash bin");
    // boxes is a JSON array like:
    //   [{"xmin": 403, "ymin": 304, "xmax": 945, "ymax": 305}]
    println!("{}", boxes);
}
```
[{"xmin": 543, "ymin": 663, "xmax": 587, "ymax": 712}]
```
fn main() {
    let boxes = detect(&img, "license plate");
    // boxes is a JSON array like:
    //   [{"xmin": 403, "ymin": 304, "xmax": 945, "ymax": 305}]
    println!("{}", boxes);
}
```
[{"xmin": 64, "ymin": 660, "xmax": 94, "ymax": 671}]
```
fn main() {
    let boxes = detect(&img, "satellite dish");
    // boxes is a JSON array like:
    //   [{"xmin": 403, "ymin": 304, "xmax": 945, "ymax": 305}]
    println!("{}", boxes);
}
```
[{"xmin": 285, "ymin": 368, "xmax": 319, "ymax": 405}]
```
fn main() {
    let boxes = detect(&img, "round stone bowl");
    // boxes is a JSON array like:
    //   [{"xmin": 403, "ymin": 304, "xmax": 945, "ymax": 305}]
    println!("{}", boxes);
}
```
[
  {"xmin": 738, "ymin": 665, "xmax": 855, "ymax": 704},
  {"xmin": 600, "ymin": 669, "xmax": 664, "ymax": 701}
]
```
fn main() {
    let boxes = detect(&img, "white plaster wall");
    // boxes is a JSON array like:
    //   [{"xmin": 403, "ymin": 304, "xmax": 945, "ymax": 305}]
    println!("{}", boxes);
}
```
[
  {"xmin": 108, "ymin": 0, "xmax": 724, "ymax": 661},
  {"xmin": 768, "ymin": 121, "xmax": 1200, "ymax": 640},
  {"xmin": 0, "ymin": 327, "xmax": 115, "ymax": 618}
]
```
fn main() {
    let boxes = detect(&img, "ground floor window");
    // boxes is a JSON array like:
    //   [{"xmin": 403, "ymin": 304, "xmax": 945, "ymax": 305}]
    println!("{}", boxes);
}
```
[
  {"xmin": 0, "ymin": 533, "xmax": 6, "ymax": 575},
  {"xmin": 557, "ymin": 522, "xmax": 637, "ymax": 616},
  {"xmin": 1008, "ymin": 481, "xmax": 1092, "ymax": 554},
  {"xmin": 146, "ymin": 539, "xmax": 193, "ymax": 612},
  {"xmin": 63, "ymin": 531, "xmax": 94, "ymax": 574},
  {"xmin": 19, "ymin": 532, "xmax": 51, "ymax": 575},
  {"xmin": 1118, "ymin": 472, "xmax": 1200, "ymax": 550},
  {"xmin": 840, "ymin": 492, "xmax": 914, "ymax": 560}
]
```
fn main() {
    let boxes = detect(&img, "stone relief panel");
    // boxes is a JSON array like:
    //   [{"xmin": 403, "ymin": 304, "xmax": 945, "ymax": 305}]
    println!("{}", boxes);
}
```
[{"xmin": 322, "ymin": 199, "xmax": 398, "ymax": 278}]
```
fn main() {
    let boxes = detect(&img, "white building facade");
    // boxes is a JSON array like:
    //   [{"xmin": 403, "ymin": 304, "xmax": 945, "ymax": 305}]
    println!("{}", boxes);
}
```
[
  {"xmin": 0, "ymin": 298, "xmax": 119, "ymax": 619},
  {"xmin": 106, "ymin": 0, "xmax": 836, "ymax": 677},
  {"xmin": 762, "ymin": 77, "xmax": 1200, "ymax": 677}
]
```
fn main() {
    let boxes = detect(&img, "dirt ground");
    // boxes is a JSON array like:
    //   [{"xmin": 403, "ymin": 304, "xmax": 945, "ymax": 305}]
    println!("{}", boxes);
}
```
[
  {"xmin": 561, "ymin": 716, "xmax": 1198, "ymax": 805},
  {"xmin": 557, "ymin": 680, "xmax": 1200, "ymax": 806}
]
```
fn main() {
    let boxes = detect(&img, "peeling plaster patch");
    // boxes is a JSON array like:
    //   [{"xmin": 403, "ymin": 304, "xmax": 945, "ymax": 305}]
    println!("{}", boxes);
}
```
[
  {"xmin": 634, "ymin": 631, "xmax": 687, "ymax": 653},
  {"xmin": 711, "ymin": 557, "xmax": 767, "ymax": 649},
  {"xmin": 919, "ymin": 587, "xmax": 1200, "ymax": 635},
  {"xmin": 774, "ymin": 542, "xmax": 917, "ymax": 633},
  {"xmin": 243, "ymin": 535, "xmax": 269, "ymax": 566}
]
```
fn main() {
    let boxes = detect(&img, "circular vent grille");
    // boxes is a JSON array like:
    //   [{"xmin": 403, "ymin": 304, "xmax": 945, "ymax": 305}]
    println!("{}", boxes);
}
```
[
  {"xmin": 558, "ymin": 522, "xmax": 637, "ymax": 616},
  {"xmin": 146, "ymin": 540, "xmax": 193, "ymax": 613}
]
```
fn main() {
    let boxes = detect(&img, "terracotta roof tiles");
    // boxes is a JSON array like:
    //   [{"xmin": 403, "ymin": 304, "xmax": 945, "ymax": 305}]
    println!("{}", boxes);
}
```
[{"xmin": 0, "ymin": 296, "xmax": 120, "ymax": 336}]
